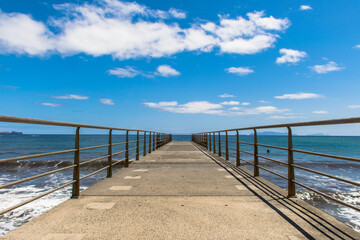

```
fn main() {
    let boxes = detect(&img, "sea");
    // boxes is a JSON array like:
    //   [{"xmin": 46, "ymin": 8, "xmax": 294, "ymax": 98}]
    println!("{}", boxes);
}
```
[{"xmin": 0, "ymin": 134, "xmax": 359, "ymax": 235}]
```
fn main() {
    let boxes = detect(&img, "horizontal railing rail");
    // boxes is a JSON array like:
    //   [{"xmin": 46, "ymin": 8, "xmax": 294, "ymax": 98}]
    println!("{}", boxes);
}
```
[
  {"xmin": 192, "ymin": 117, "xmax": 360, "ymax": 212},
  {"xmin": 0, "ymin": 115, "xmax": 172, "ymax": 216}
]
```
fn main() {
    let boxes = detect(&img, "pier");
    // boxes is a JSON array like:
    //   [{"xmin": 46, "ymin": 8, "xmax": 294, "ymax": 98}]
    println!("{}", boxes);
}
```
[
  {"xmin": 0, "ymin": 116, "xmax": 360, "ymax": 239},
  {"xmin": 2, "ymin": 141, "xmax": 359, "ymax": 239}
]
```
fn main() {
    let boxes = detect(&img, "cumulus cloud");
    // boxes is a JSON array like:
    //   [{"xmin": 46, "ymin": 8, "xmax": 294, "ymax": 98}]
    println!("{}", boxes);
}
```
[
  {"xmin": 156, "ymin": 65, "xmax": 180, "ymax": 77},
  {"xmin": 354, "ymin": 44, "xmax": 360, "ymax": 49},
  {"xmin": 312, "ymin": 110, "xmax": 328, "ymax": 114},
  {"xmin": 259, "ymin": 100, "xmax": 271, "ymax": 103},
  {"xmin": 0, "ymin": 2, "xmax": 290, "ymax": 59},
  {"xmin": 310, "ymin": 61, "xmax": 344, "ymax": 74},
  {"xmin": 100, "ymin": 98, "xmax": 115, "ymax": 105},
  {"xmin": 241, "ymin": 102, "xmax": 250, "ymax": 106},
  {"xmin": 226, "ymin": 67, "xmax": 254, "ymax": 76},
  {"xmin": 276, "ymin": 48, "xmax": 307, "ymax": 64},
  {"xmin": 275, "ymin": 92, "xmax": 323, "ymax": 100},
  {"xmin": 108, "ymin": 67, "xmax": 141, "ymax": 78},
  {"xmin": 300, "ymin": 5, "xmax": 312, "ymax": 10},
  {"xmin": 143, "ymin": 100, "xmax": 288, "ymax": 116},
  {"xmin": 52, "ymin": 94, "xmax": 89, "ymax": 100},
  {"xmin": 0, "ymin": 11, "xmax": 54, "ymax": 55},
  {"xmin": 38, "ymin": 102, "xmax": 64, "ymax": 107},
  {"xmin": 218, "ymin": 93, "xmax": 235, "ymax": 98}
]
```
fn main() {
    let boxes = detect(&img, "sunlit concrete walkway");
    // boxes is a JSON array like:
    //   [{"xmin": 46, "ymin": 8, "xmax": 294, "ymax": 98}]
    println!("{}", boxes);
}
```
[{"xmin": 3, "ymin": 142, "xmax": 359, "ymax": 240}]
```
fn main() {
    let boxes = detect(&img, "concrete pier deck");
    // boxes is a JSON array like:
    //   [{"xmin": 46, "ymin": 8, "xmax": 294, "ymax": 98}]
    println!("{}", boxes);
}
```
[{"xmin": 3, "ymin": 141, "xmax": 359, "ymax": 240}]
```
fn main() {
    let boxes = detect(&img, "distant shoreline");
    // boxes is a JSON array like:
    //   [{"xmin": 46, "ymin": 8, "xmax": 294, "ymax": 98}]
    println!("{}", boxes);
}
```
[{"xmin": 0, "ymin": 131, "xmax": 23, "ymax": 135}]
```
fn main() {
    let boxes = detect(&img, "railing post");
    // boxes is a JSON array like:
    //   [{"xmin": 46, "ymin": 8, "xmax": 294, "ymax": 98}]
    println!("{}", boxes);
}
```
[
  {"xmin": 225, "ymin": 131, "xmax": 229, "ymax": 160},
  {"xmin": 144, "ymin": 132, "xmax": 147, "ymax": 156},
  {"xmin": 206, "ymin": 133, "xmax": 208, "ymax": 148},
  {"xmin": 213, "ymin": 132, "xmax": 216, "ymax": 154},
  {"xmin": 236, "ymin": 130, "xmax": 240, "ymax": 166},
  {"xmin": 72, "ymin": 127, "xmax": 80, "ymax": 198},
  {"xmin": 209, "ymin": 133, "xmax": 212, "ymax": 151},
  {"xmin": 107, "ymin": 129, "xmax": 113, "ymax": 178},
  {"xmin": 218, "ymin": 132, "xmax": 221, "ymax": 156},
  {"xmin": 253, "ymin": 129, "xmax": 259, "ymax": 177},
  {"xmin": 153, "ymin": 132, "xmax": 155, "ymax": 151},
  {"xmin": 149, "ymin": 132, "xmax": 152, "ymax": 153},
  {"xmin": 136, "ymin": 131, "xmax": 139, "ymax": 160},
  {"xmin": 156, "ymin": 133, "xmax": 159, "ymax": 149},
  {"xmin": 125, "ymin": 130, "xmax": 129, "ymax": 167},
  {"xmin": 287, "ymin": 127, "xmax": 296, "ymax": 197}
]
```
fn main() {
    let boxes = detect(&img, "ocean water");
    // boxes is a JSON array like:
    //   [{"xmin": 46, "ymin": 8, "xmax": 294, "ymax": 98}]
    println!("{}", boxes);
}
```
[{"xmin": 0, "ymin": 134, "xmax": 359, "ymax": 235}]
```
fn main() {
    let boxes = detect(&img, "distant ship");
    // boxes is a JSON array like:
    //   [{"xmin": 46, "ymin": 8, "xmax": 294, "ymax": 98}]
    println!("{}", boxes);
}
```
[{"xmin": 0, "ymin": 131, "xmax": 23, "ymax": 135}]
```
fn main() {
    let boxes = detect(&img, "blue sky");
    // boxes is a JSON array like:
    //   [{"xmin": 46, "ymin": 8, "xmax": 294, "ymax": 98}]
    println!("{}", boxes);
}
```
[{"xmin": 0, "ymin": 0, "xmax": 360, "ymax": 134}]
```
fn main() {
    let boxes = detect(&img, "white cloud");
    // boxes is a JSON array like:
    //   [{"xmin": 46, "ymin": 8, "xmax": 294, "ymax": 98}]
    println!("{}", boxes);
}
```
[
  {"xmin": 226, "ymin": 67, "xmax": 254, "ymax": 76},
  {"xmin": 156, "ymin": 65, "xmax": 180, "ymax": 77},
  {"xmin": 52, "ymin": 94, "xmax": 89, "ymax": 100},
  {"xmin": 276, "ymin": 48, "xmax": 307, "ymax": 64},
  {"xmin": 300, "ymin": 5, "xmax": 312, "ymax": 10},
  {"xmin": 312, "ymin": 110, "xmax": 328, "ymax": 114},
  {"xmin": 354, "ymin": 44, "xmax": 360, "ymax": 49},
  {"xmin": 100, "ymin": 98, "xmax": 115, "ymax": 105},
  {"xmin": 259, "ymin": 100, "xmax": 271, "ymax": 103},
  {"xmin": 108, "ymin": 67, "xmax": 141, "ymax": 78},
  {"xmin": 219, "ymin": 35, "xmax": 277, "ymax": 54},
  {"xmin": 203, "ymin": 11, "xmax": 290, "ymax": 55},
  {"xmin": 218, "ymin": 93, "xmax": 235, "ymax": 98},
  {"xmin": 39, "ymin": 102, "xmax": 64, "ymax": 107},
  {"xmin": 108, "ymin": 65, "xmax": 179, "ymax": 78},
  {"xmin": 0, "ymin": 11, "xmax": 54, "ymax": 55},
  {"xmin": 251, "ymin": 106, "xmax": 289, "ymax": 114},
  {"xmin": 310, "ymin": 61, "xmax": 344, "ymax": 74},
  {"xmin": 348, "ymin": 105, "xmax": 360, "ymax": 109},
  {"xmin": 241, "ymin": 102, "xmax": 250, "ymax": 106},
  {"xmin": 144, "ymin": 101, "xmax": 224, "ymax": 114},
  {"xmin": 168, "ymin": 8, "xmax": 186, "ymax": 19},
  {"xmin": 221, "ymin": 101, "xmax": 240, "ymax": 105},
  {"xmin": 0, "ymin": 3, "xmax": 290, "ymax": 59},
  {"xmin": 144, "ymin": 100, "xmax": 288, "ymax": 116},
  {"xmin": 275, "ymin": 92, "xmax": 323, "ymax": 100}
]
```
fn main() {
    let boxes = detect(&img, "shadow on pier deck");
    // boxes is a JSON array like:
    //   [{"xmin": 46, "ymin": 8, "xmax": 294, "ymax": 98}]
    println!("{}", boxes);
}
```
[{"xmin": 3, "ymin": 141, "xmax": 360, "ymax": 240}]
